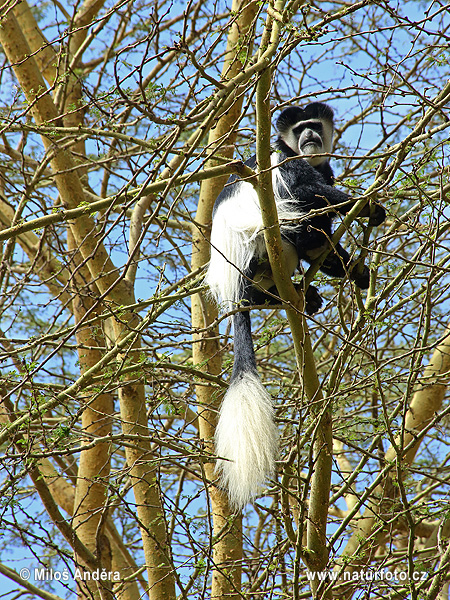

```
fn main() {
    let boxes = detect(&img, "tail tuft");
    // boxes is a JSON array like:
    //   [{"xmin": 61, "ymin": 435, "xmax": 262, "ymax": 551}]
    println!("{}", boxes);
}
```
[{"xmin": 215, "ymin": 370, "xmax": 279, "ymax": 510}]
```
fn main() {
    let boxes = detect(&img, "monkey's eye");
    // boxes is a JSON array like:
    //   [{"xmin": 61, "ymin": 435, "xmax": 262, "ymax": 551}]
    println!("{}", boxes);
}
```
[
  {"xmin": 293, "ymin": 121, "xmax": 323, "ymax": 137},
  {"xmin": 309, "ymin": 123, "xmax": 323, "ymax": 134}
]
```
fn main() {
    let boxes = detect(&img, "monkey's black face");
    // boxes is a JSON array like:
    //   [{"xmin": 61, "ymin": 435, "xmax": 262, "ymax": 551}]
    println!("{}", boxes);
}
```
[
  {"xmin": 278, "ymin": 110, "xmax": 334, "ymax": 167},
  {"xmin": 294, "ymin": 119, "xmax": 331, "ymax": 166}
]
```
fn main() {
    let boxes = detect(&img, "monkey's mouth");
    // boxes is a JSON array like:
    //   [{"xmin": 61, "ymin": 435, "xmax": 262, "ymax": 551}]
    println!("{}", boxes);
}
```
[{"xmin": 300, "ymin": 141, "xmax": 322, "ymax": 155}]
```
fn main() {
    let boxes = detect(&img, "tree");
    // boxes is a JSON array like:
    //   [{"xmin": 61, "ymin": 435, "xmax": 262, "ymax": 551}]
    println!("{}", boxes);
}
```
[{"xmin": 0, "ymin": 0, "xmax": 449, "ymax": 599}]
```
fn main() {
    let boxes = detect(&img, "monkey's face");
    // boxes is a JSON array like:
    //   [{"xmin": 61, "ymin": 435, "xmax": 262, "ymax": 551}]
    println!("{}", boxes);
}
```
[
  {"xmin": 294, "ymin": 119, "xmax": 333, "ymax": 166},
  {"xmin": 276, "ymin": 104, "xmax": 335, "ymax": 166}
]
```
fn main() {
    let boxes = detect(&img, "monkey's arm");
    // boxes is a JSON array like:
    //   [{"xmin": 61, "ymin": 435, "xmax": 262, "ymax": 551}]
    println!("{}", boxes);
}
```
[{"xmin": 315, "ymin": 184, "xmax": 386, "ymax": 226}]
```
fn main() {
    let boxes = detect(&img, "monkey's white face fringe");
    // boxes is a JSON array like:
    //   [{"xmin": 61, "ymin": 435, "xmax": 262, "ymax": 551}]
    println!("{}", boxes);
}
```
[{"xmin": 215, "ymin": 370, "xmax": 279, "ymax": 510}]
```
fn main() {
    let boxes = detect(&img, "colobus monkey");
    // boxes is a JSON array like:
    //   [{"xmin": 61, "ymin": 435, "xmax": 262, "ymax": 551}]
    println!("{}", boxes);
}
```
[{"xmin": 205, "ymin": 102, "xmax": 385, "ymax": 509}]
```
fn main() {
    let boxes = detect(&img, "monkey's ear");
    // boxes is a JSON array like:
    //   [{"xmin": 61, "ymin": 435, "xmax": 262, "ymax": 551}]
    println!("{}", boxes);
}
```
[{"xmin": 276, "ymin": 106, "xmax": 304, "ymax": 134}]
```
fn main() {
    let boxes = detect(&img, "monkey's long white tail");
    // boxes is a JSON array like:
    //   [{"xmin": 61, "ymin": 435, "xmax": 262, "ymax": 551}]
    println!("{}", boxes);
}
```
[{"xmin": 215, "ymin": 310, "xmax": 279, "ymax": 510}]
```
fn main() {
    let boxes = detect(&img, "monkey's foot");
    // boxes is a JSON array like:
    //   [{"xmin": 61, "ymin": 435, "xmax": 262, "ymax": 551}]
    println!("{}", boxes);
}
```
[
  {"xmin": 301, "ymin": 284, "xmax": 323, "ymax": 315},
  {"xmin": 349, "ymin": 263, "xmax": 370, "ymax": 289}
]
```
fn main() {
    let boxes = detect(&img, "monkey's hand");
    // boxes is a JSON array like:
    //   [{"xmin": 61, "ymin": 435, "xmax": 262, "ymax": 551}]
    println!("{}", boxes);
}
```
[
  {"xmin": 358, "ymin": 201, "xmax": 386, "ymax": 226},
  {"xmin": 368, "ymin": 203, "xmax": 386, "ymax": 227}
]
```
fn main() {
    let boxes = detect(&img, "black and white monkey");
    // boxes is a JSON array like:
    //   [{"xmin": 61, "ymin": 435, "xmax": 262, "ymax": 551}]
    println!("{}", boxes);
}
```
[{"xmin": 205, "ymin": 102, "xmax": 385, "ymax": 509}]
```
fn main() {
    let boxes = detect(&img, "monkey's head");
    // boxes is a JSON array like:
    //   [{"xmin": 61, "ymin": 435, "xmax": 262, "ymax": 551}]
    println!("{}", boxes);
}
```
[{"xmin": 276, "ymin": 102, "xmax": 334, "ymax": 167}]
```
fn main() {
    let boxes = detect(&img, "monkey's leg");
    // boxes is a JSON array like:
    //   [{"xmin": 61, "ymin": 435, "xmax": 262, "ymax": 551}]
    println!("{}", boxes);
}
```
[{"xmin": 319, "ymin": 243, "xmax": 370, "ymax": 289}]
